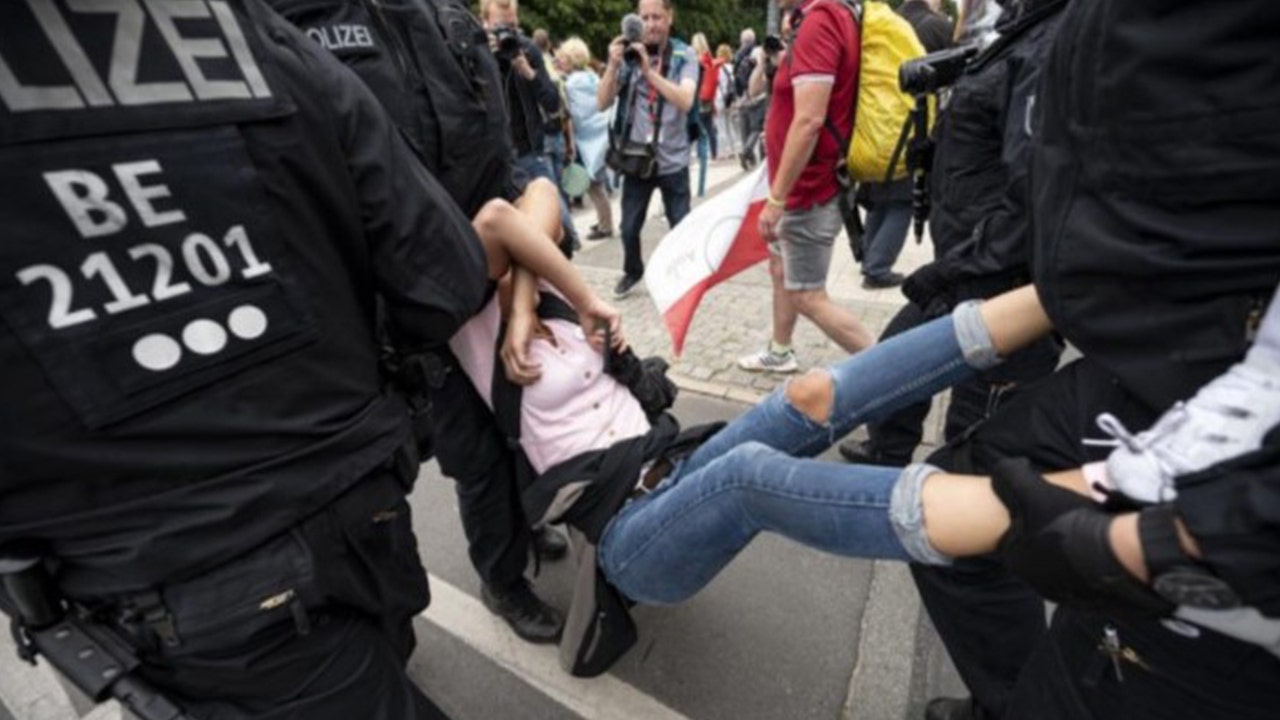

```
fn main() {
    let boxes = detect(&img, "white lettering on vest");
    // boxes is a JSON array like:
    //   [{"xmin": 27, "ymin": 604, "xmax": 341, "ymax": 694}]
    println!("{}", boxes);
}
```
[
  {"xmin": 306, "ymin": 24, "xmax": 376, "ymax": 51},
  {"xmin": 0, "ymin": 0, "xmax": 273, "ymax": 113},
  {"xmin": 44, "ymin": 170, "xmax": 130, "ymax": 239}
]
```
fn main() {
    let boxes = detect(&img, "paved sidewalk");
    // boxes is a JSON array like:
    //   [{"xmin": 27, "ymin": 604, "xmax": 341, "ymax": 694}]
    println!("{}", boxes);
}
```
[{"xmin": 567, "ymin": 156, "xmax": 937, "ymax": 405}]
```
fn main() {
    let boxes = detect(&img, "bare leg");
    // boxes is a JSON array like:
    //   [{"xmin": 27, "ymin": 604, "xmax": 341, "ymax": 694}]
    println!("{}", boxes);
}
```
[
  {"xmin": 920, "ymin": 469, "xmax": 1086, "ymax": 558},
  {"xmin": 976, "ymin": 284, "xmax": 1054, "ymax": 357},
  {"xmin": 789, "ymin": 288, "xmax": 875, "ymax": 353},
  {"xmin": 587, "ymin": 181, "xmax": 613, "ymax": 232},
  {"xmin": 769, "ymin": 254, "xmax": 799, "ymax": 347}
]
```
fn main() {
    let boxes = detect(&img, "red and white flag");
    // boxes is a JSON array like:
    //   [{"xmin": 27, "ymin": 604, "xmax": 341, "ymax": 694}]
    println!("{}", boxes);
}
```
[{"xmin": 645, "ymin": 167, "xmax": 771, "ymax": 355}]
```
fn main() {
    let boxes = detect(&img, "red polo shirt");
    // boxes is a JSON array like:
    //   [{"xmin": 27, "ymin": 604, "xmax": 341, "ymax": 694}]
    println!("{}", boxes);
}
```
[{"xmin": 766, "ymin": 0, "xmax": 860, "ymax": 209}]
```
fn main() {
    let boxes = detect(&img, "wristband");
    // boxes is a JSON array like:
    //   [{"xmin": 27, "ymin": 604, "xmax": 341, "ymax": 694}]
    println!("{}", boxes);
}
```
[
  {"xmin": 766, "ymin": 193, "xmax": 786, "ymax": 209},
  {"xmin": 1137, "ymin": 504, "xmax": 1189, "ymax": 577}
]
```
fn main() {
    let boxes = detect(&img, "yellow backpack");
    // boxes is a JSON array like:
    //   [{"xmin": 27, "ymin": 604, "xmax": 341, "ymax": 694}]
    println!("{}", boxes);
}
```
[{"xmin": 843, "ymin": 0, "xmax": 930, "ymax": 182}]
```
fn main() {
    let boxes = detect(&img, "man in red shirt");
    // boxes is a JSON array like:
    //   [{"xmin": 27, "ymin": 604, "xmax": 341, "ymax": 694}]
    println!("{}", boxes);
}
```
[{"xmin": 738, "ymin": 0, "xmax": 875, "ymax": 373}]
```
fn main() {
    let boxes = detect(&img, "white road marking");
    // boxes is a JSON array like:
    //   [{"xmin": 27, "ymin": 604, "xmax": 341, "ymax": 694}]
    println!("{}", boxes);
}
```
[{"xmin": 420, "ymin": 576, "xmax": 691, "ymax": 720}]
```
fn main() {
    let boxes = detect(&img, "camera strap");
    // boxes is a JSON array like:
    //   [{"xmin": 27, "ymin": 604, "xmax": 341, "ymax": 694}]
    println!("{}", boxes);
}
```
[{"xmin": 616, "ymin": 42, "xmax": 673, "ymax": 150}]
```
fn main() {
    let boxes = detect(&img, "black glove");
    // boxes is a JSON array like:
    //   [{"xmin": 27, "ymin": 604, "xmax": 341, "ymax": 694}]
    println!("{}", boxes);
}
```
[
  {"xmin": 607, "ymin": 349, "xmax": 677, "ymax": 419},
  {"xmin": 901, "ymin": 260, "xmax": 955, "ymax": 314},
  {"xmin": 991, "ymin": 458, "xmax": 1174, "ymax": 618}
]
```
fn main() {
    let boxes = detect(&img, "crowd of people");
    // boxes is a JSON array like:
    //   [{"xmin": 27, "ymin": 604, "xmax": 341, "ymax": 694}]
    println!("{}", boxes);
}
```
[{"xmin": 0, "ymin": 1, "xmax": 1277, "ymax": 720}]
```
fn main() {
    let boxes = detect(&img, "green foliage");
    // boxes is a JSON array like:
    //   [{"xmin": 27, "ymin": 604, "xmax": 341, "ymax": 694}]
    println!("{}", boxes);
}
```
[
  {"xmin": 515, "ymin": 0, "xmax": 956, "ymax": 60},
  {"xmin": 518, "ymin": 0, "xmax": 769, "ymax": 60}
]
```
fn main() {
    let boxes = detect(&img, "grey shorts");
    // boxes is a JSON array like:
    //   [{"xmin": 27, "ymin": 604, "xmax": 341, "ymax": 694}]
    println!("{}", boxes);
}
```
[{"xmin": 768, "ymin": 198, "xmax": 842, "ymax": 291}]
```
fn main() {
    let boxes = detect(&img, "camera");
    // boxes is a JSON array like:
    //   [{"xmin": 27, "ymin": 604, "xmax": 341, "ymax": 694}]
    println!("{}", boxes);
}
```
[
  {"xmin": 491, "ymin": 24, "xmax": 522, "ymax": 63},
  {"xmin": 763, "ymin": 34, "xmax": 784, "ymax": 53},
  {"xmin": 621, "ymin": 13, "xmax": 643, "ymax": 63},
  {"xmin": 898, "ymin": 45, "xmax": 979, "ymax": 95}
]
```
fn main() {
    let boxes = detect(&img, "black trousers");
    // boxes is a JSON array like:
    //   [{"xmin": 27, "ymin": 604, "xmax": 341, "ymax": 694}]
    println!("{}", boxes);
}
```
[
  {"xmin": 928, "ymin": 359, "xmax": 1280, "ymax": 719},
  {"xmin": 133, "ymin": 470, "xmax": 448, "ymax": 719},
  {"xmin": 865, "ymin": 301, "xmax": 1062, "ymax": 466},
  {"xmin": 428, "ymin": 352, "xmax": 531, "ymax": 592}
]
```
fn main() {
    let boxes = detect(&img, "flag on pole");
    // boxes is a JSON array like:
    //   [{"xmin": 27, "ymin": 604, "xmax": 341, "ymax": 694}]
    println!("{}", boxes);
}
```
[{"xmin": 645, "ymin": 166, "xmax": 771, "ymax": 355}]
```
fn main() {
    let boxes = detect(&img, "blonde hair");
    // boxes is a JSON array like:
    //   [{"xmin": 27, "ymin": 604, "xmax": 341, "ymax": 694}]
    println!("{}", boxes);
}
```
[
  {"xmin": 692, "ymin": 33, "xmax": 710, "ymax": 55},
  {"xmin": 716, "ymin": 43, "xmax": 732, "ymax": 61},
  {"xmin": 480, "ymin": 0, "xmax": 516, "ymax": 19},
  {"xmin": 558, "ymin": 37, "xmax": 592, "ymax": 71}
]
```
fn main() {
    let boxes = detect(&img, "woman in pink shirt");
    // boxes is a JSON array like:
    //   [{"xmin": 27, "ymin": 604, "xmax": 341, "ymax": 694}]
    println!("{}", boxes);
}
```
[{"xmin": 455, "ymin": 198, "xmax": 1044, "ymax": 602}]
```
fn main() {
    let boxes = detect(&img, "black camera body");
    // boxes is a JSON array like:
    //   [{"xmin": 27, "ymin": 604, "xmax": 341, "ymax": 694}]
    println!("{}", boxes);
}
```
[
  {"xmin": 621, "ymin": 13, "xmax": 643, "ymax": 64},
  {"xmin": 899, "ymin": 45, "xmax": 979, "ymax": 94},
  {"xmin": 491, "ymin": 24, "xmax": 522, "ymax": 63}
]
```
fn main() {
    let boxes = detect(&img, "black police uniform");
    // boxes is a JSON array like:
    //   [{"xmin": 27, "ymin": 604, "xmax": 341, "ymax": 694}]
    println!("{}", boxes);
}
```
[
  {"xmin": 977, "ymin": 0, "xmax": 1280, "ymax": 717},
  {"xmin": 844, "ymin": 6, "xmax": 1072, "ymax": 716},
  {"xmin": 0, "ymin": 1, "xmax": 486, "ymax": 716},
  {"xmin": 860, "ymin": 0, "xmax": 1066, "ymax": 472},
  {"xmin": 265, "ymin": 0, "xmax": 547, "ymax": 602}
]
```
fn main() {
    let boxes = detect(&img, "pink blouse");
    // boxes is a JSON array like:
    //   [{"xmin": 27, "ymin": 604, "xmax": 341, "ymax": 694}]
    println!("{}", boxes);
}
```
[{"xmin": 449, "ymin": 290, "xmax": 651, "ymax": 474}]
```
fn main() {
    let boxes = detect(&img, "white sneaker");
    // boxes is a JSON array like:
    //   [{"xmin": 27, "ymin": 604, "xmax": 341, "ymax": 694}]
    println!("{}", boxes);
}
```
[
  {"xmin": 1097, "ymin": 363, "xmax": 1280, "ymax": 503},
  {"xmin": 737, "ymin": 348, "xmax": 799, "ymax": 373}
]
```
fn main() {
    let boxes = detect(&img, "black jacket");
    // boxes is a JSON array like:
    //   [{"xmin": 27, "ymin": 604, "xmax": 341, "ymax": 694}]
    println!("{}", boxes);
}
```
[
  {"xmin": 929, "ymin": 0, "xmax": 1066, "ymax": 297},
  {"xmin": 267, "ymin": 0, "xmax": 515, "ymax": 218},
  {"xmin": 0, "ymin": 0, "xmax": 487, "ymax": 596},
  {"xmin": 1033, "ymin": 0, "xmax": 1280, "ymax": 593},
  {"xmin": 499, "ymin": 33, "xmax": 562, "ymax": 157},
  {"xmin": 898, "ymin": 0, "xmax": 955, "ymax": 53}
]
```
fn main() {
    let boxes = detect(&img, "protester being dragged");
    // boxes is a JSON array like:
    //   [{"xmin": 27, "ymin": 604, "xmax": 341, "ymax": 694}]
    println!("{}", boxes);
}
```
[
  {"xmin": 559, "ymin": 37, "xmax": 616, "ymax": 241},
  {"xmin": 597, "ymin": 0, "xmax": 700, "ymax": 299}
]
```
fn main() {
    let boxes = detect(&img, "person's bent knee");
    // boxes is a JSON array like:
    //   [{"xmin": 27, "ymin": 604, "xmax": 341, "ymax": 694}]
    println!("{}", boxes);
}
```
[
  {"xmin": 473, "ymin": 198, "xmax": 515, "ymax": 237},
  {"xmin": 785, "ymin": 369, "xmax": 834, "ymax": 424},
  {"xmin": 787, "ymin": 288, "xmax": 828, "ymax": 316}
]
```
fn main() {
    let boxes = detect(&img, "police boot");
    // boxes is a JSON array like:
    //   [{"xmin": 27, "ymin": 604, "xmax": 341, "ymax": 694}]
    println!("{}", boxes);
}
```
[
  {"xmin": 481, "ymin": 580, "xmax": 564, "ymax": 644},
  {"xmin": 533, "ymin": 526, "xmax": 568, "ymax": 561},
  {"xmin": 837, "ymin": 439, "xmax": 898, "ymax": 467}
]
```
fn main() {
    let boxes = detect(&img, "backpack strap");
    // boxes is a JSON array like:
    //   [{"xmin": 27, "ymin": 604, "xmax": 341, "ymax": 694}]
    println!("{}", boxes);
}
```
[{"xmin": 813, "ymin": 0, "xmax": 863, "ymax": 182}]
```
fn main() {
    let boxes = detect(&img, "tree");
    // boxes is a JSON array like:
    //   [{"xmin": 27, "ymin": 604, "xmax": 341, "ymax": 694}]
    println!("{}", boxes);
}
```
[{"xmin": 517, "ymin": 0, "xmax": 769, "ymax": 59}]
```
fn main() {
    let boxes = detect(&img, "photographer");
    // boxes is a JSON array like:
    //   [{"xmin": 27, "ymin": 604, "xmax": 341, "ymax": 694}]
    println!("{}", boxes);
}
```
[
  {"xmin": 736, "ymin": 33, "xmax": 783, "ymax": 169},
  {"xmin": 482, "ymin": 0, "xmax": 581, "ymax": 254},
  {"xmin": 597, "ymin": 0, "xmax": 699, "ymax": 298}
]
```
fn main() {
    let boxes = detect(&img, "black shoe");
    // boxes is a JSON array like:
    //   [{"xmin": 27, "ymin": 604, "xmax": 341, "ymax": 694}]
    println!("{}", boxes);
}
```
[
  {"xmin": 533, "ymin": 526, "xmax": 568, "ymax": 561},
  {"xmin": 613, "ymin": 274, "xmax": 642, "ymax": 299},
  {"xmin": 587, "ymin": 225, "xmax": 614, "ymax": 240},
  {"xmin": 925, "ymin": 697, "xmax": 987, "ymax": 720},
  {"xmin": 837, "ymin": 439, "xmax": 904, "ymax": 467},
  {"xmin": 481, "ymin": 580, "xmax": 564, "ymax": 644},
  {"xmin": 862, "ymin": 272, "xmax": 905, "ymax": 290}
]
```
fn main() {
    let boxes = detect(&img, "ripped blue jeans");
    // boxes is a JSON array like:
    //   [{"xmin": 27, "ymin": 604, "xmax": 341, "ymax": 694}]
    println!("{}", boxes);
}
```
[{"xmin": 597, "ymin": 302, "xmax": 1002, "ymax": 605}]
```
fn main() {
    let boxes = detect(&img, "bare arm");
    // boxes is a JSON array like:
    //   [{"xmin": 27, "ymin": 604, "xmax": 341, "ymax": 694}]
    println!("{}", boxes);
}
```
[
  {"xmin": 766, "ymin": 78, "xmax": 829, "ymax": 205},
  {"xmin": 636, "ymin": 44, "xmax": 696, "ymax": 114},
  {"xmin": 597, "ymin": 38, "xmax": 626, "ymax": 112},
  {"xmin": 747, "ymin": 49, "xmax": 769, "ymax": 99}
]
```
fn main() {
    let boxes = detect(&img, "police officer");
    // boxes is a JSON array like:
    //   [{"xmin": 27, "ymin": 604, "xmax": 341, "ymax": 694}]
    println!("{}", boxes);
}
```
[
  {"xmin": 987, "ymin": 0, "xmax": 1280, "ymax": 716},
  {"xmin": 0, "ymin": 1, "xmax": 487, "ymax": 716},
  {"xmin": 836, "ymin": 6, "xmax": 1070, "ymax": 714},
  {"xmin": 266, "ymin": 0, "xmax": 569, "ymax": 644}
]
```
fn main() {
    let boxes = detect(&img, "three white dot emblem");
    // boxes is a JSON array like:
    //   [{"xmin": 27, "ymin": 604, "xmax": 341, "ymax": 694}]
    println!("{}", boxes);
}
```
[{"xmin": 131, "ymin": 304, "xmax": 269, "ymax": 372}]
